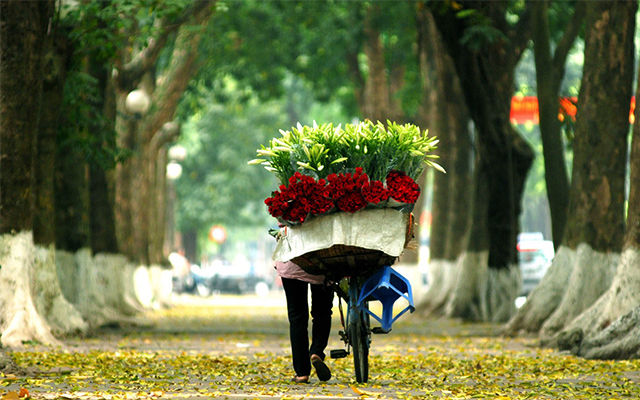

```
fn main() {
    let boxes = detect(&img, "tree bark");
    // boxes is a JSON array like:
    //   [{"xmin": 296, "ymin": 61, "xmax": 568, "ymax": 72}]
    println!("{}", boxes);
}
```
[
  {"xmin": 530, "ymin": 0, "xmax": 583, "ymax": 250},
  {"xmin": 115, "ymin": 3, "xmax": 215, "ymax": 265},
  {"xmin": 554, "ymin": 2, "xmax": 640, "ymax": 358},
  {"xmin": 562, "ymin": 2, "xmax": 631, "ymax": 253},
  {"xmin": 33, "ymin": 31, "xmax": 72, "ymax": 246},
  {"xmin": 88, "ymin": 20, "xmax": 119, "ymax": 255},
  {"xmin": 506, "ymin": 0, "xmax": 636, "ymax": 341},
  {"xmin": 0, "ymin": 0, "xmax": 67, "ymax": 348},
  {"xmin": 360, "ymin": 3, "xmax": 404, "ymax": 123},
  {"xmin": 415, "ymin": 5, "xmax": 474, "ymax": 315},
  {"xmin": 427, "ymin": 1, "xmax": 534, "ymax": 321},
  {"xmin": 0, "ymin": 1, "xmax": 51, "ymax": 234}
]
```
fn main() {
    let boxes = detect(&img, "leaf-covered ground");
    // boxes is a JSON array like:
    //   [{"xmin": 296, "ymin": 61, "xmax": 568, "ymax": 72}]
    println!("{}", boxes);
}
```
[{"xmin": 2, "ymin": 293, "xmax": 639, "ymax": 399}]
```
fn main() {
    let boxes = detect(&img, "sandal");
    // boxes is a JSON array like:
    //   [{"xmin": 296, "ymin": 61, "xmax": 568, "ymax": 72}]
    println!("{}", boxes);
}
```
[
  {"xmin": 311, "ymin": 354, "xmax": 331, "ymax": 382},
  {"xmin": 291, "ymin": 376, "xmax": 309, "ymax": 384}
]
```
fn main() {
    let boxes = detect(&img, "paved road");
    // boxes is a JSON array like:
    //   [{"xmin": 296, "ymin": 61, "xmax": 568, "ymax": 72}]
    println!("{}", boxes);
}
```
[{"xmin": 3, "ymin": 292, "xmax": 639, "ymax": 400}]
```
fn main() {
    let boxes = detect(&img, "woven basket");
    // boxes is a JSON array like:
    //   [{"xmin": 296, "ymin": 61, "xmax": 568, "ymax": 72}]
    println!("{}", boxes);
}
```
[{"xmin": 292, "ymin": 213, "xmax": 415, "ymax": 279}]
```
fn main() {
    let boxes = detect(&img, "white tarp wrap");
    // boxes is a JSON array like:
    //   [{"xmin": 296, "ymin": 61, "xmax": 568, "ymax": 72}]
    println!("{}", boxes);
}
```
[{"xmin": 273, "ymin": 209, "xmax": 409, "ymax": 262}]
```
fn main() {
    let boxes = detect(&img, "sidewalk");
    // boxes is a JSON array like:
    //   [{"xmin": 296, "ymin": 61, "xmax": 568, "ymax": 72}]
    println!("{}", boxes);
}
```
[{"xmin": 2, "ymin": 292, "xmax": 640, "ymax": 400}]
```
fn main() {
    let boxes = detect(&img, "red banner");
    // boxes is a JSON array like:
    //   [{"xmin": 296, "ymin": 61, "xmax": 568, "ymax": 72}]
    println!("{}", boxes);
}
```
[{"xmin": 509, "ymin": 96, "xmax": 636, "ymax": 125}]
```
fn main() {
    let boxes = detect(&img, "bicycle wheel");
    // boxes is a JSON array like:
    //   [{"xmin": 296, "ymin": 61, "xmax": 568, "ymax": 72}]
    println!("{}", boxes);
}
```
[{"xmin": 349, "ymin": 306, "xmax": 369, "ymax": 383}]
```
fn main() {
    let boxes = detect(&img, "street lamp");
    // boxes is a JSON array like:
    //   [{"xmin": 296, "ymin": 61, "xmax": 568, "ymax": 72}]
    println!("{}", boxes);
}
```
[
  {"xmin": 166, "ymin": 162, "xmax": 183, "ymax": 180},
  {"xmin": 125, "ymin": 89, "xmax": 151, "ymax": 118},
  {"xmin": 165, "ymin": 144, "xmax": 186, "ymax": 256},
  {"xmin": 168, "ymin": 144, "xmax": 187, "ymax": 162},
  {"xmin": 166, "ymin": 144, "xmax": 186, "ymax": 180}
]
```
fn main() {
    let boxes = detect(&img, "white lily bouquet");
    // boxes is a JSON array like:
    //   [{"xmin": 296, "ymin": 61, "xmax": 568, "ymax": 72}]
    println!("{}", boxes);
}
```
[{"xmin": 249, "ymin": 120, "xmax": 443, "ymax": 226}]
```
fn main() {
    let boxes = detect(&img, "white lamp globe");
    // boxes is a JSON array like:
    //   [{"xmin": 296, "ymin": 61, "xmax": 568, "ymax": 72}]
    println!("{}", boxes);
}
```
[
  {"xmin": 125, "ymin": 89, "xmax": 151, "ymax": 115},
  {"xmin": 166, "ymin": 162, "xmax": 183, "ymax": 180},
  {"xmin": 168, "ymin": 145, "xmax": 187, "ymax": 162}
]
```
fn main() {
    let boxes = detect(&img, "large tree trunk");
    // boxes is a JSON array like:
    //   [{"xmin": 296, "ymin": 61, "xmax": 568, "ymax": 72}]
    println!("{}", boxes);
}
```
[
  {"xmin": 415, "ymin": 6, "xmax": 473, "ymax": 315},
  {"xmin": 531, "ymin": 0, "xmax": 584, "ymax": 250},
  {"xmin": 554, "ymin": 2, "xmax": 640, "ymax": 358},
  {"xmin": 31, "ymin": 19, "xmax": 88, "ymax": 339},
  {"xmin": 360, "ymin": 3, "xmax": 405, "ymax": 124},
  {"xmin": 0, "ymin": 1, "xmax": 49, "ymax": 234},
  {"xmin": 428, "ymin": 2, "xmax": 534, "ymax": 322},
  {"xmin": 34, "ymin": 32, "xmax": 72, "ymax": 246},
  {"xmin": 0, "ymin": 0, "xmax": 65, "ymax": 348},
  {"xmin": 55, "ymin": 137, "xmax": 90, "ymax": 252},
  {"xmin": 506, "ymin": 0, "xmax": 636, "ymax": 343},
  {"xmin": 115, "ymin": 2, "xmax": 214, "ymax": 265},
  {"xmin": 88, "ymin": 45, "xmax": 119, "ymax": 255}
]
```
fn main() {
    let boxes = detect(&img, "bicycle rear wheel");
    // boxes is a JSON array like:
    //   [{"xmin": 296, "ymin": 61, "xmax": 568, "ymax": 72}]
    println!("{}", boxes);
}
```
[{"xmin": 349, "ymin": 305, "xmax": 370, "ymax": 383}]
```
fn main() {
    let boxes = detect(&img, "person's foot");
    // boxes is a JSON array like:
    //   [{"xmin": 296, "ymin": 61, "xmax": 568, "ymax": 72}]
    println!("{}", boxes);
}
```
[
  {"xmin": 291, "ymin": 375, "xmax": 309, "ymax": 384},
  {"xmin": 311, "ymin": 354, "xmax": 331, "ymax": 381}
]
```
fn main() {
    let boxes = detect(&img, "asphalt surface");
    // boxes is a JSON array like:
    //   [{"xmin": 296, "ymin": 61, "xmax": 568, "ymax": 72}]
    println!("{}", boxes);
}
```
[{"xmin": 3, "ymin": 291, "xmax": 639, "ymax": 399}]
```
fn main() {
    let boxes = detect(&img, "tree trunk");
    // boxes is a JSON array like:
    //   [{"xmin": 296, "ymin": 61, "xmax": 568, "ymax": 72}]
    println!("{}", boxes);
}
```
[
  {"xmin": 148, "ymin": 123, "xmax": 180, "ymax": 264},
  {"xmin": 506, "ymin": 0, "xmax": 636, "ymax": 341},
  {"xmin": 444, "ymin": 165, "xmax": 490, "ymax": 320},
  {"xmin": 0, "ymin": 1, "xmax": 50, "ymax": 234},
  {"xmin": 360, "ymin": 3, "xmax": 404, "ymax": 124},
  {"xmin": 115, "ymin": 3, "xmax": 214, "ymax": 264},
  {"xmin": 34, "ymin": 32, "xmax": 72, "ymax": 246},
  {"xmin": 538, "ymin": 0, "xmax": 634, "ymax": 343},
  {"xmin": 415, "ymin": 5, "xmax": 473, "ymax": 315},
  {"xmin": 553, "ymin": 2, "xmax": 640, "ymax": 358},
  {"xmin": 0, "ymin": 0, "xmax": 66, "ymax": 348},
  {"xmin": 531, "ymin": 0, "xmax": 583, "ymax": 250},
  {"xmin": 88, "ymin": 48, "xmax": 119, "ymax": 255},
  {"xmin": 428, "ymin": 2, "xmax": 534, "ymax": 322},
  {"xmin": 55, "ymin": 138, "xmax": 90, "ymax": 252}
]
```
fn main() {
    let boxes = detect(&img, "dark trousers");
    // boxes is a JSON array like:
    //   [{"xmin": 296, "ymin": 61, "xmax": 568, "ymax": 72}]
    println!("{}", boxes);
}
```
[{"xmin": 281, "ymin": 277, "xmax": 334, "ymax": 377}]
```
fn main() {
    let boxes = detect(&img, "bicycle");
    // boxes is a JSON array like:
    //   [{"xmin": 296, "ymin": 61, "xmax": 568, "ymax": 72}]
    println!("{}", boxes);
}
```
[
  {"xmin": 327, "ymin": 265, "xmax": 414, "ymax": 383},
  {"xmin": 277, "ymin": 210, "xmax": 416, "ymax": 383}
]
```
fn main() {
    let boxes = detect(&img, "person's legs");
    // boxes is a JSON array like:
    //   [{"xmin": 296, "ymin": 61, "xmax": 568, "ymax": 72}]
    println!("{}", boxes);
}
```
[
  {"xmin": 309, "ymin": 283, "xmax": 334, "ymax": 381},
  {"xmin": 309, "ymin": 283, "xmax": 334, "ymax": 359},
  {"xmin": 281, "ymin": 277, "xmax": 311, "ymax": 378}
]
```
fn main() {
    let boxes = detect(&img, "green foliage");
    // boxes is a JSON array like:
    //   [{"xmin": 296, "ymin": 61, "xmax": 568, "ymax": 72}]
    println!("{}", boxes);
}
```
[
  {"xmin": 58, "ymin": 0, "xmax": 198, "ymax": 170},
  {"xmin": 174, "ymin": 77, "xmax": 290, "ymax": 234},
  {"xmin": 59, "ymin": 71, "xmax": 129, "ymax": 170},
  {"xmin": 194, "ymin": 1, "xmax": 422, "ymax": 119},
  {"xmin": 456, "ymin": 8, "xmax": 508, "ymax": 51},
  {"xmin": 61, "ymin": 0, "xmax": 191, "ymax": 62},
  {"xmin": 173, "ymin": 73, "xmax": 355, "ymax": 249},
  {"xmin": 196, "ymin": 1, "xmax": 299, "ymax": 101}
]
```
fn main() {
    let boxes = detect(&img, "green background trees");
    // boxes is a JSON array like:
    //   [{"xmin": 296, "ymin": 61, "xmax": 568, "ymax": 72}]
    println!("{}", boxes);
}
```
[{"xmin": 3, "ymin": 0, "xmax": 640, "ymax": 358}]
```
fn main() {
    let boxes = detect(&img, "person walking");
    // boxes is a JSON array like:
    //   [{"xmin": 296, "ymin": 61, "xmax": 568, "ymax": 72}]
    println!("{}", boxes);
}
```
[{"xmin": 276, "ymin": 260, "xmax": 334, "ymax": 383}]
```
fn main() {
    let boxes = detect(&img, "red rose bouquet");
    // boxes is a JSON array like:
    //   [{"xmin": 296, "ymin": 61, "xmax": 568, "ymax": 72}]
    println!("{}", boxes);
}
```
[
  {"xmin": 253, "ymin": 120, "xmax": 443, "ymax": 225},
  {"xmin": 386, "ymin": 170, "xmax": 420, "ymax": 204}
]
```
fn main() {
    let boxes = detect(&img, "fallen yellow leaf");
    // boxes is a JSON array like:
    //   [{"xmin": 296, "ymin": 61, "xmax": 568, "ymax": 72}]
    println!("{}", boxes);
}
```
[
  {"xmin": 2, "ymin": 392, "xmax": 19, "ymax": 400},
  {"xmin": 351, "ymin": 385, "xmax": 366, "ymax": 396}
]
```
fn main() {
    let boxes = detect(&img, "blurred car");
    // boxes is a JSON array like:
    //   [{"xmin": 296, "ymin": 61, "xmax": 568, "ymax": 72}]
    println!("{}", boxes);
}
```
[
  {"xmin": 518, "ymin": 233, "xmax": 555, "ymax": 296},
  {"xmin": 169, "ymin": 252, "xmax": 197, "ymax": 294},
  {"xmin": 191, "ymin": 260, "xmax": 272, "ymax": 297}
]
